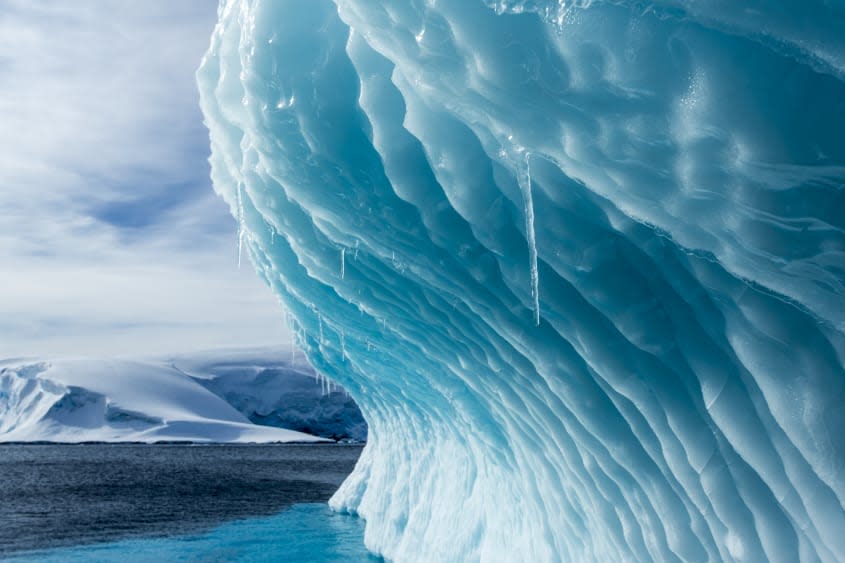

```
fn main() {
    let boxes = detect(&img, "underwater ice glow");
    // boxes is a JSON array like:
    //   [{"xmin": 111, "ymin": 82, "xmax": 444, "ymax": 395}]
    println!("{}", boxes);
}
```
[{"xmin": 197, "ymin": 0, "xmax": 845, "ymax": 561}]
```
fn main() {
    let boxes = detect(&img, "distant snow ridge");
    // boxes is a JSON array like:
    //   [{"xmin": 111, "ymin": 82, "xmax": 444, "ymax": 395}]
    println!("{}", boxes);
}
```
[
  {"xmin": 0, "ymin": 359, "xmax": 325, "ymax": 443},
  {"xmin": 198, "ymin": 1, "xmax": 845, "ymax": 561},
  {"xmin": 170, "ymin": 352, "xmax": 367, "ymax": 442}
]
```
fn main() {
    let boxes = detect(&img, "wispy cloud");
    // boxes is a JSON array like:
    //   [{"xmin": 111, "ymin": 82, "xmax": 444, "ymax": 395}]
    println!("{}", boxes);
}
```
[{"xmin": 0, "ymin": 1, "xmax": 289, "ymax": 357}]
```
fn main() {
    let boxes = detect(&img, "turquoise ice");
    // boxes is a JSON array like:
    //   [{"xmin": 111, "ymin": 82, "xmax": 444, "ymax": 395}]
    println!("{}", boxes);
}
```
[{"xmin": 198, "ymin": 1, "xmax": 845, "ymax": 561}]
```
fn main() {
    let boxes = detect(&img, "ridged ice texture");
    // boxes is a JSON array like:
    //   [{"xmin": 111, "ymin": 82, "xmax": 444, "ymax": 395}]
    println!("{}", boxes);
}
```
[{"xmin": 197, "ymin": 1, "xmax": 845, "ymax": 561}]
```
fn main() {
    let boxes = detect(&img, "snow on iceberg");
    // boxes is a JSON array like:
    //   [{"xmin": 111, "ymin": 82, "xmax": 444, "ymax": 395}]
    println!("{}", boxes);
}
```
[
  {"xmin": 0, "ymin": 358, "xmax": 325, "ymax": 443},
  {"xmin": 197, "ymin": 0, "xmax": 845, "ymax": 561}
]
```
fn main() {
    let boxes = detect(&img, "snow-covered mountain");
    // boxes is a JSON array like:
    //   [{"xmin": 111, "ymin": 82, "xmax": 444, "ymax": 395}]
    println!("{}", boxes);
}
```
[
  {"xmin": 0, "ymin": 353, "xmax": 364, "ymax": 443},
  {"xmin": 169, "ymin": 349, "xmax": 367, "ymax": 442}
]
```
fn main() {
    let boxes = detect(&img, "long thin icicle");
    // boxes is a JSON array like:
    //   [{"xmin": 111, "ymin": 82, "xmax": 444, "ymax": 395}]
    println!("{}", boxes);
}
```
[
  {"xmin": 340, "ymin": 248, "xmax": 346, "ymax": 279},
  {"xmin": 517, "ymin": 152, "xmax": 540, "ymax": 326},
  {"xmin": 289, "ymin": 318, "xmax": 297, "ymax": 364},
  {"xmin": 236, "ymin": 182, "xmax": 246, "ymax": 268}
]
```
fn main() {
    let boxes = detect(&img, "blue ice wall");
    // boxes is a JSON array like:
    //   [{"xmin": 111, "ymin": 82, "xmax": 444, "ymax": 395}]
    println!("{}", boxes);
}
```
[{"xmin": 197, "ymin": 1, "xmax": 845, "ymax": 561}]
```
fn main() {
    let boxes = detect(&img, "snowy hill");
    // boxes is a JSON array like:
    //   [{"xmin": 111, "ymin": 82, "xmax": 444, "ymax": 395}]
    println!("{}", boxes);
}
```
[
  {"xmin": 0, "ymin": 358, "xmax": 327, "ymax": 443},
  {"xmin": 168, "ymin": 349, "xmax": 367, "ymax": 442}
]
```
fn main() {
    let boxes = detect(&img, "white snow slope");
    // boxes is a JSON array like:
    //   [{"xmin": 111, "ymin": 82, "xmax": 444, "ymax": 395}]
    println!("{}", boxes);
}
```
[
  {"xmin": 169, "ymin": 349, "xmax": 367, "ymax": 442},
  {"xmin": 0, "ymin": 358, "xmax": 326, "ymax": 443}
]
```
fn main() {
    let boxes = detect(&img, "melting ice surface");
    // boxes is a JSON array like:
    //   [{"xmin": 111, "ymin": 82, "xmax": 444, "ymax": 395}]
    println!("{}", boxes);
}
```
[{"xmin": 198, "ymin": 0, "xmax": 845, "ymax": 561}]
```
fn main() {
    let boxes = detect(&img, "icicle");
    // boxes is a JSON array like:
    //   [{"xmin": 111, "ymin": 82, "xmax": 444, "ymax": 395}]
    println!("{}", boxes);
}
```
[
  {"xmin": 340, "ymin": 248, "xmax": 346, "ymax": 279},
  {"xmin": 517, "ymin": 152, "xmax": 540, "ymax": 326},
  {"xmin": 317, "ymin": 371, "xmax": 327, "ymax": 397},
  {"xmin": 340, "ymin": 330, "xmax": 346, "ymax": 361},
  {"xmin": 288, "ymin": 315, "xmax": 297, "ymax": 364},
  {"xmin": 236, "ymin": 182, "xmax": 246, "ymax": 269},
  {"xmin": 391, "ymin": 250, "xmax": 404, "ymax": 271}
]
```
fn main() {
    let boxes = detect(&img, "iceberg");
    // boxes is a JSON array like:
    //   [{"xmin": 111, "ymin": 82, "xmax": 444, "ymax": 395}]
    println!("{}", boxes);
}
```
[{"xmin": 197, "ymin": 0, "xmax": 845, "ymax": 561}]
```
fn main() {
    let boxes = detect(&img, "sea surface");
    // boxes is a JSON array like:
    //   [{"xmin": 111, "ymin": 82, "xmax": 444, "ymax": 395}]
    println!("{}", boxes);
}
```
[{"xmin": 0, "ymin": 444, "xmax": 376, "ymax": 562}]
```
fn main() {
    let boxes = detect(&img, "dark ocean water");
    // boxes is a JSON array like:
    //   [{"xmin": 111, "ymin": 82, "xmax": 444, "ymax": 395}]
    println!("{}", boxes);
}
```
[{"xmin": 0, "ymin": 444, "xmax": 367, "ymax": 560}]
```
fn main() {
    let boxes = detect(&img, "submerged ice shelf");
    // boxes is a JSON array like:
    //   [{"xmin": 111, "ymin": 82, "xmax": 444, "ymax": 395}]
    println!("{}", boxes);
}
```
[{"xmin": 198, "ymin": 0, "xmax": 845, "ymax": 561}]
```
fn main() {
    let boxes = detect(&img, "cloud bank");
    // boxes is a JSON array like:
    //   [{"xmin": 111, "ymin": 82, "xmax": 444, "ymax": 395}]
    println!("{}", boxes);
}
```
[{"xmin": 0, "ymin": 1, "xmax": 289, "ymax": 357}]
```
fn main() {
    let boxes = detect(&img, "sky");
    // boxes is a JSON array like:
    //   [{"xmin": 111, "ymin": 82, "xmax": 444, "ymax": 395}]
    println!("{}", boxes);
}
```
[{"xmin": 0, "ymin": 1, "xmax": 291, "ymax": 358}]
